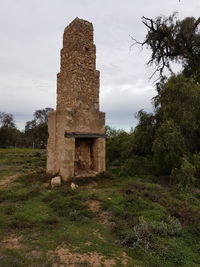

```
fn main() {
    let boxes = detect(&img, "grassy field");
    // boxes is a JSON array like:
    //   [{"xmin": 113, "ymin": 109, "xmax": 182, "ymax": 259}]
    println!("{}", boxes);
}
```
[{"xmin": 0, "ymin": 148, "xmax": 200, "ymax": 266}]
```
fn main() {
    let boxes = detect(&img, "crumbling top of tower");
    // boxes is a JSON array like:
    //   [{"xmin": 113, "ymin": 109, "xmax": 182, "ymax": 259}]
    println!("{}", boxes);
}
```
[
  {"xmin": 57, "ymin": 17, "xmax": 100, "ymax": 112},
  {"xmin": 63, "ymin": 17, "xmax": 93, "ymax": 48}
]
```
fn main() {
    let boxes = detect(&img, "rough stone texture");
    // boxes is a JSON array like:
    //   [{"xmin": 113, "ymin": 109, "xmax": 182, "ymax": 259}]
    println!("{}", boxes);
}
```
[
  {"xmin": 70, "ymin": 182, "xmax": 78, "ymax": 190},
  {"xmin": 47, "ymin": 18, "xmax": 106, "ymax": 181},
  {"xmin": 51, "ymin": 176, "xmax": 61, "ymax": 188}
]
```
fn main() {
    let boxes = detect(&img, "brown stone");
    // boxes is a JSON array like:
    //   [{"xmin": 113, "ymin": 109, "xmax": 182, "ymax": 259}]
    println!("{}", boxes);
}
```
[
  {"xmin": 70, "ymin": 182, "xmax": 78, "ymax": 190},
  {"xmin": 47, "ymin": 18, "xmax": 106, "ymax": 181},
  {"xmin": 51, "ymin": 176, "xmax": 61, "ymax": 188}
]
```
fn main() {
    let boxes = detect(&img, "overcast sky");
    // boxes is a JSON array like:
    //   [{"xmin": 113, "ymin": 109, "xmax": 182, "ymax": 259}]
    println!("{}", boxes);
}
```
[{"xmin": 0, "ymin": 0, "xmax": 199, "ymax": 131}]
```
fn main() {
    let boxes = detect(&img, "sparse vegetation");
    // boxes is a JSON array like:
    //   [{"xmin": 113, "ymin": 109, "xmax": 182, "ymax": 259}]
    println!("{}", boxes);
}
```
[{"xmin": 0, "ymin": 148, "xmax": 200, "ymax": 266}]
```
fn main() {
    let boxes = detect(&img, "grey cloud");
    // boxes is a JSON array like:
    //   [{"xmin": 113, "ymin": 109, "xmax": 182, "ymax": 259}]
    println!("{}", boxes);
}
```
[{"xmin": 0, "ymin": 0, "xmax": 199, "ymax": 130}]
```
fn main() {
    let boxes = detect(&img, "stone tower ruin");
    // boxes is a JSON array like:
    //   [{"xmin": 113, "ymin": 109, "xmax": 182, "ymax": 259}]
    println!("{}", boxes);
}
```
[{"xmin": 47, "ymin": 18, "xmax": 106, "ymax": 181}]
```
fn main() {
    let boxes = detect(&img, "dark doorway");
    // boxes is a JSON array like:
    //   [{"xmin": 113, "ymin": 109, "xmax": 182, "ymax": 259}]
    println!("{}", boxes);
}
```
[{"xmin": 74, "ymin": 138, "xmax": 95, "ymax": 176}]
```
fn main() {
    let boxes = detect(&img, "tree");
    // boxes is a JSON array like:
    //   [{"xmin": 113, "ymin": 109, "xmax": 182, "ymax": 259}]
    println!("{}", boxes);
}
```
[
  {"xmin": 129, "ymin": 14, "xmax": 200, "ymax": 178},
  {"xmin": 171, "ymin": 157, "xmax": 196, "ymax": 188},
  {"xmin": 0, "ymin": 112, "xmax": 21, "ymax": 148},
  {"xmin": 131, "ymin": 110, "xmax": 156, "ymax": 156},
  {"xmin": 131, "ymin": 13, "xmax": 200, "ymax": 81},
  {"xmin": 24, "ymin": 108, "xmax": 54, "ymax": 148},
  {"xmin": 152, "ymin": 120, "xmax": 186, "ymax": 175},
  {"xmin": 105, "ymin": 126, "xmax": 130, "ymax": 165},
  {"xmin": 0, "ymin": 112, "xmax": 15, "ymax": 128},
  {"xmin": 153, "ymin": 75, "xmax": 200, "ymax": 153},
  {"xmin": 34, "ymin": 108, "xmax": 54, "ymax": 124}
]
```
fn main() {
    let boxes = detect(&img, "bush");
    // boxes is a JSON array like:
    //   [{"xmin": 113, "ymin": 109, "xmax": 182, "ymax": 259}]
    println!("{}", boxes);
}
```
[
  {"xmin": 152, "ymin": 120, "xmax": 186, "ymax": 175},
  {"xmin": 150, "ymin": 216, "xmax": 182, "ymax": 236},
  {"xmin": 166, "ymin": 216, "xmax": 182, "ymax": 235},
  {"xmin": 193, "ymin": 153, "xmax": 200, "ymax": 177},
  {"xmin": 121, "ymin": 156, "xmax": 153, "ymax": 176},
  {"xmin": 121, "ymin": 217, "xmax": 151, "ymax": 250},
  {"xmin": 121, "ymin": 216, "xmax": 182, "ymax": 250},
  {"xmin": 171, "ymin": 157, "xmax": 196, "ymax": 188}
]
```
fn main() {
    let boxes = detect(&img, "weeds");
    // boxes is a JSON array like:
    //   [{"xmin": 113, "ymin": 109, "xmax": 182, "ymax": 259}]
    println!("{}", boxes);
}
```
[
  {"xmin": 121, "ymin": 217, "xmax": 151, "ymax": 250},
  {"xmin": 0, "ymin": 148, "xmax": 200, "ymax": 266}
]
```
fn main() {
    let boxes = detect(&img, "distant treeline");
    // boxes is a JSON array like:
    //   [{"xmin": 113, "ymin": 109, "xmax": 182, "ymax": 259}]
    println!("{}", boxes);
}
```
[{"xmin": 0, "ymin": 108, "xmax": 53, "ymax": 149}]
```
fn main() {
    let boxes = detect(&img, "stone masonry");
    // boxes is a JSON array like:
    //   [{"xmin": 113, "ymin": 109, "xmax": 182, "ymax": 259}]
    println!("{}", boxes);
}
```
[{"xmin": 47, "ymin": 18, "xmax": 106, "ymax": 181}]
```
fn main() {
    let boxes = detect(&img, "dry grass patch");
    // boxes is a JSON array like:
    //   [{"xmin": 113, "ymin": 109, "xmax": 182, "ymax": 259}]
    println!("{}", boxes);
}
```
[
  {"xmin": 0, "ymin": 235, "xmax": 23, "ymax": 249},
  {"xmin": 48, "ymin": 245, "xmax": 128, "ymax": 267},
  {"xmin": 87, "ymin": 200, "xmax": 101, "ymax": 213},
  {"xmin": 0, "ymin": 173, "xmax": 21, "ymax": 187}
]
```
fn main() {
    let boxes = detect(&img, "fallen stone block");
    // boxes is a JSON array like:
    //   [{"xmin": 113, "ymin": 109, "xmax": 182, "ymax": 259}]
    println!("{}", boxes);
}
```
[
  {"xmin": 70, "ymin": 182, "xmax": 78, "ymax": 190},
  {"xmin": 51, "ymin": 176, "xmax": 61, "ymax": 188}
]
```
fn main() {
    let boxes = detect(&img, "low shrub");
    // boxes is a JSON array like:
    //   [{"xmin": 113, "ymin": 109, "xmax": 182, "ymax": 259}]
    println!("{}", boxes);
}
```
[
  {"xmin": 193, "ymin": 153, "xmax": 200, "ymax": 178},
  {"xmin": 121, "ymin": 216, "xmax": 182, "ymax": 250},
  {"xmin": 121, "ymin": 217, "xmax": 151, "ymax": 250},
  {"xmin": 121, "ymin": 156, "xmax": 153, "ymax": 176},
  {"xmin": 171, "ymin": 157, "xmax": 196, "ymax": 188},
  {"xmin": 150, "ymin": 216, "xmax": 182, "ymax": 236}
]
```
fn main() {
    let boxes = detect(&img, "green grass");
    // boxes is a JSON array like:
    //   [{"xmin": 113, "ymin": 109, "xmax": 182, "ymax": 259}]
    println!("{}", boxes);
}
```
[
  {"xmin": 0, "ymin": 147, "xmax": 46, "ymax": 172},
  {"xmin": 0, "ymin": 148, "xmax": 200, "ymax": 266}
]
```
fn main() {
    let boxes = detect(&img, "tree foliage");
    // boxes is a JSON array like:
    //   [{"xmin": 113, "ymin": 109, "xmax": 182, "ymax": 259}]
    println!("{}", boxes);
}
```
[
  {"xmin": 152, "ymin": 120, "xmax": 186, "ymax": 175},
  {"xmin": 0, "ymin": 108, "xmax": 54, "ymax": 148},
  {"xmin": 0, "ymin": 112, "xmax": 15, "ymax": 128},
  {"xmin": 0, "ymin": 112, "xmax": 21, "ymax": 148},
  {"xmin": 132, "ymin": 110, "xmax": 156, "ymax": 156},
  {"xmin": 171, "ymin": 157, "xmax": 196, "ymax": 188},
  {"xmin": 154, "ymin": 75, "xmax": 200, "ymax": 153},
  {"xmin": 25, "ymin": 107, "xmax": 54, "ymax": 148},
  {"xmin": 107, "ymin": 14, "xmax": 200, "ymax": 188},
  {"xmin": 131, "ymin": 13, "xmax": 200, "ymax": 182},
  {"xmin": 105, "ymin": 126, "xmax": 130, "ymax": 165},
  {"xmin": 132, "ymin": 13, "xmax": 200, "ymax": 81}
]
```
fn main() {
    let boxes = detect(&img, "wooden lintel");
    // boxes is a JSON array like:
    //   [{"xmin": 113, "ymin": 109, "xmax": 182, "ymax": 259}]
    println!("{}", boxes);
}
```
[{"xmin": 64, "ymin": 132, "xmax": 106, "ymax": 138}]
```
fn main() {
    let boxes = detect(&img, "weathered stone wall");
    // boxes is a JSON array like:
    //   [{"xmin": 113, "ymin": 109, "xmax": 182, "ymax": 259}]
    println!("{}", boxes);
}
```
[
  {"xmin": 57, "ymin": 19, "xmax": 99, "ymax": 112},
  {"xmin": 47, "ymin": 18, "xmax": 105, "ymax": 181}
]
